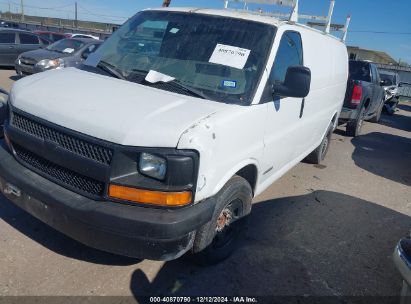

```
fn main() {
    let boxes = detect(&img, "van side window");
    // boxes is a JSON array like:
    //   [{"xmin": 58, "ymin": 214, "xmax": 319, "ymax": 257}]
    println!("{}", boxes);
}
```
[
  {"xmin": 19, "ymin": 33, "xmax": 39, "ymax": 45},
  {"xmin": 0, "ymin": 33, "xmax": 16, "ymax": 44},
  {"xmin": 270, "ymin": 31, "xmax": 303, "ymax": 84}
]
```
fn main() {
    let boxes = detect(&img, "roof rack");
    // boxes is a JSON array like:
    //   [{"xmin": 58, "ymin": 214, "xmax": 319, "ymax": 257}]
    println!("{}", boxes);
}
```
[{"xmin": 223, "ymin": 0, "xmax": 351, "ymax": 42}]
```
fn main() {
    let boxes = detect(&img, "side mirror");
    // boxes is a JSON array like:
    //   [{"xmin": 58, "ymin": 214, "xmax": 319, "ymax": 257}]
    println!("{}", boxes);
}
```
[
  {"xmin": 272, "ymin": 66, "xmax": 311, "ymax": 98},
  {"xmin": 380, "ymin": 80, "xmax": 386, "ymax": 86},
  {"xmin": 82, "ymin": 52, "xmax": 89, "ymax": 60}
]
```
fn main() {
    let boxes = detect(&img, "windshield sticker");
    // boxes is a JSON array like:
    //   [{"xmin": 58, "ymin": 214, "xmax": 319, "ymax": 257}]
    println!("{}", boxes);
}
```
[
  {"xmin": 63, "ymin": 48, "xmax": 75, "ymax": 54},
  {"xmin": 209, "ymin": 44, "xmax": 251, "ymax": 69},
  {"xmin": 222, "ymin": 80, "xmax": 237, "ymax": 88},
  {"xmin": 169, "ymin": 28, "xmax": 180, "ymax": 34}
]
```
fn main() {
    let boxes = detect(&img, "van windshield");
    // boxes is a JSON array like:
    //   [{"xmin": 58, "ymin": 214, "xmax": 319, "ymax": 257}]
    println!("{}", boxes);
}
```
[{"xmin": 85, "ymin": 11, "xmax": 276, "ymax": 104}]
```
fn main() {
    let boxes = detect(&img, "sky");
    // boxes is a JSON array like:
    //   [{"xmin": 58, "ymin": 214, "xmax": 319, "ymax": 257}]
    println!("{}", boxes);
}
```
[{"xmin": 2, "ymin": 0, "xmax": 411, "ymax": 64}]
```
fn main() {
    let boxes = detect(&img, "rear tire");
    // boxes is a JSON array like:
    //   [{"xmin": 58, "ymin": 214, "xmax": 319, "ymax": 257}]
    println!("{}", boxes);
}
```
[
  {"xmin": 305, "ymin": 122, "xmax": 333, "ymax": 164},
  {"xmin": 369, "ymin": 99, "xmax": 384, "ymax": 123},
  {"xmin": 190, "ymin": 175, "xmax": 252, "ymax": 266},
  {"xmin": 346, "ymin": 106, "xmax": 365, "ymax": 137}
]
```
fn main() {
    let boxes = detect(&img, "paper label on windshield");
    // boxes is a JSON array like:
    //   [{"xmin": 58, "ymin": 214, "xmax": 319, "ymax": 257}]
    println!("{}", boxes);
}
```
[
  {"xmin": 209, "ymin": 44, "xmax": 250, "ymax": 69},
  {"xmin": 63, "ymin": 48, "xmax": 75, "ymax": 54}
]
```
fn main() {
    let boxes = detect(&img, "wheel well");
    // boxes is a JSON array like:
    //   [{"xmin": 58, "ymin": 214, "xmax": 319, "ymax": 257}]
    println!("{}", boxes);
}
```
[
  {"xmin": 235, "ymin": 165, "xmax": 257, "ymax": 195},
  {"xmin": 332, "ymin": 113, "xmax": 337, "ymax": 123},
  {"xmin": 364, "ymin": 98, "xmax": 371, "ymax": 109}
]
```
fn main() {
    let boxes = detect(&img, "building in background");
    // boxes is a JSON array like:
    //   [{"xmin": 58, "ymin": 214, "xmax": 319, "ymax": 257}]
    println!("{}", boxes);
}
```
[{"xmin": 347, "ymin": 46, "xmax": 397, "ymax": 65}]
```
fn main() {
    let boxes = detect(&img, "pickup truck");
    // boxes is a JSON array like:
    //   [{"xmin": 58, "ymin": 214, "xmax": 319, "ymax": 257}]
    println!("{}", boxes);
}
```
[
  {"xmin": 0, "ymin": 7, "xmax": 348, "ymax": 264},
  {"xmin": 339, "ymin": 60, "xmax": 385, "ymax": 136}
]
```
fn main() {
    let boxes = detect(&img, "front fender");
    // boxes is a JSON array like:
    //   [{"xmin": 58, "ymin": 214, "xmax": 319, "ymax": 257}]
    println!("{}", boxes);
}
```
[{"xmin": 177, "ymin": 105, "xmax": 266, "ymax": 202}]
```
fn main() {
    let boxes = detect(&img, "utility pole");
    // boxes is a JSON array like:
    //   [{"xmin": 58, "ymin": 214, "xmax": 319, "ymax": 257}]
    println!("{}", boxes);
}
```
[
  {"xmin": 20, "ymin": 0, "xmax": 24, "ymax": 21},
  {"xmin": 162, "ymin": 0, "xmax": 171, "ymax": 7},
  {"xmin": 75, "ymin": 2, "xmax": 78, "ymax": 28}
]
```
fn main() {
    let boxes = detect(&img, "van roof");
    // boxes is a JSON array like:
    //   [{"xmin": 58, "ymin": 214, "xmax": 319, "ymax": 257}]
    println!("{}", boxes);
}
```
[
  {"xmin": 146, "ymin": 7, "xmax": 285, "ymax": 27},
  {"xmin": 146, "ymin": 7, "xmax": 345, "ymax": 42}
]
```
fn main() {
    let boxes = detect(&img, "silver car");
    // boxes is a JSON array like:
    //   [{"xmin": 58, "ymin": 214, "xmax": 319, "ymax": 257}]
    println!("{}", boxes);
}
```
[{"xmin": 15, "ymin": 37, "xmax": 102, "ymax": 75}]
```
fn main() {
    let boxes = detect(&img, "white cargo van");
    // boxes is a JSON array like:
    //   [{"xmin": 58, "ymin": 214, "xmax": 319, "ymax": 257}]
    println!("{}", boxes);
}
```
[{"xmin": 0, "ymin": 4, "xmax": 348, "ymax": 264}]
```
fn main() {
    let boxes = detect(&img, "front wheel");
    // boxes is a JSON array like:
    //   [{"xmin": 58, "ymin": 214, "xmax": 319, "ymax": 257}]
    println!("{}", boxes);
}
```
[
  {"xmin": 385, "ymin": 99, "xmax": 399, "ymax": 115},
  {"xmin": 191, "ymin": 175, "xmax": 252, "ymax": 266}
]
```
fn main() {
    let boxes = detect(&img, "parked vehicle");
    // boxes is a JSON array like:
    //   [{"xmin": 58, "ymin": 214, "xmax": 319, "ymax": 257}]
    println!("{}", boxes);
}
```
[
  {"xmin": 0, "ymin": 7, "xmax": 348, "ymax": 263},
  {"xmin": 0, "ymin": 29, "xmax": 50, "ymax": 66},
  {"xmin": 0, "ymin": 87, "xmax": 8, "ymax": 136},
  {"xmin": 33, "ymin": 31, "xmax": 70, "ymax": 43},
  {"xmin": 15, "ymin": 38, "xmax": 102, "ymax": 75},
  {"xmin": 393, "ymin": 239, "xmax": 411, "ymax": 303},
  {"xmin": 380, "ymin": 70, "xmax": 400, "ymax": 115},
  {"xmin": 339, "ymin": 60, "xmax": 385, "ymax": 136},
  {"xmin": 0, "ymin": 20, "xmax": 19, "ymax": 29},
  {"xmin": 66, "ymin": 33, "xmax": 99, "ymax": 40}
]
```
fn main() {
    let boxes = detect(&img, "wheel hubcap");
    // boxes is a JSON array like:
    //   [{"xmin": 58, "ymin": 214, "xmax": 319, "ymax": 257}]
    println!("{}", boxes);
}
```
[
  {"xmin": 216, "ymin": 208, "xmax": 233, "ymax": 232},
  {"xmin": 213, "ymin": 199, "xmax": 243, "ymax": 249}
]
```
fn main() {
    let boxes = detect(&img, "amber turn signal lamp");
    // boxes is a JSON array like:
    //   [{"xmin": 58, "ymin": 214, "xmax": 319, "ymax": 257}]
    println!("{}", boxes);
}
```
[{"xmin": 108, "ymin": 184, "xmax": 192, "ymax": 206}]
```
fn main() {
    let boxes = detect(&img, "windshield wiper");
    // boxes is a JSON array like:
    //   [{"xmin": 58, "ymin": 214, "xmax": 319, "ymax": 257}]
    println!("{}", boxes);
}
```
[
  {"xmin": 165, "ymin": 80, "xmax": 209, "ymax": 100},
  {"xmin": 131, "ymin": 68, "xmax": 150, "ymax": 75},
  {"xmin": 129, "ymin": 68, "xmax": 210, "ymax": 100},
  {"xmin": 97, "ymin": 60, "xmax": 126, "ymax": 80}
]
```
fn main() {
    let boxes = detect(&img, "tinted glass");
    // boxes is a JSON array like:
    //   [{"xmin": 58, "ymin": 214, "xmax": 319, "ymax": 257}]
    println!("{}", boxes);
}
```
[
  {"xmin": 47, "ymin": 38, "xmax": 85, "ymax": 54},
  {"xmin": 40, "ymin": 37, "xmax": 51, "ymax": 45},
  {"xmin": 51, "ymin": 34, "xmax": 65, "ymax": 41},
  {"xmin": 82, "ymin": 43, "xmax": 100, "ymax": 58},
  {"xmin": 20, "ymin": 34, "xmax": 39, "ymax": 45},
  {"xmin": 0, "ymin": 33, "xmax": 15, "ymax": 44},
  {"xmin": 38, "ymin": 33, "xmax": 50, "ymax": 39},
  {"xmin": 270, "ymin": 31, "xmax": 303, "ymax": 84},
  {"xmin": 87, "ymin": 11, "xmax": 276, "ymax": 105},
  {"xmin": 349, "ymin": 61, "xmax": 371, "ymax": 82},
  {"xmin": 380, "ymin": 73, "xmax": 396, "ymax": 86}
]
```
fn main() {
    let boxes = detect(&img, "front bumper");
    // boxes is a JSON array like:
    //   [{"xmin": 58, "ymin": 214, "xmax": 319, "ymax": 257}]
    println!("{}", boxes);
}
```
[
  {"xmin": 15, "ymin": 61, "xmax": 49, "ymax": 75},
  {"xmin": 338, "ymin": 107, "xmax": 358, "ymax": 121},
  {"xmin": 0, "ymin": 142, "xmax": 215, "ymax": 260}
]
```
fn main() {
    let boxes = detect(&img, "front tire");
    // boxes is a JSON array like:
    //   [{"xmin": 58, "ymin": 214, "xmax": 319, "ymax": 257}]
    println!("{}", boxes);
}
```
[
  {"xmin": 191, "ymin": 175, "xmax": 252, "ymax": 266},
  {"xmin": 386, "ymin": 99, "xmax": 399, "ymax": 115}
]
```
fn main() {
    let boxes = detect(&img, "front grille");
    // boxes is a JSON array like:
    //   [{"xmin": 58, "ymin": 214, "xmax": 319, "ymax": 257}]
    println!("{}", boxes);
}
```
[
  {"xmin": 13, "ymin": 143, "xmax": 105, "ymax": 197},
  {"xmin": 19, "ymin": 57, "xmax": 36, "ymax": 66},
  {"xmin": 11, "ymin": 112, "xmax": 113, "ymax": 165}
]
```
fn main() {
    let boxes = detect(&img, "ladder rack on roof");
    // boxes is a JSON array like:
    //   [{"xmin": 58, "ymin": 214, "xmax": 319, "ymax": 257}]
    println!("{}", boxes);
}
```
[{"xmin": 223, "ymin": 0, "xmax": 351, "ymax": 42}]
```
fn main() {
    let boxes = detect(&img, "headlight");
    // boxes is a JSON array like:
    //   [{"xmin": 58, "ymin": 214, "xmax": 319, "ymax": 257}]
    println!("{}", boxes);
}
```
[
  {"xmin": 35, "ymin": 58, "xmax": 64, "ymax": 69},
  {"xmin": 139, "ymin": 153, "xmax": 167, "ymax": 180}
]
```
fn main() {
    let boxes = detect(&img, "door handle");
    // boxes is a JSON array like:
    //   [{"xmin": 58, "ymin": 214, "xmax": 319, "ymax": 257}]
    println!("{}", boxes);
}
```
[{"xmin": 8, "ymin": 45, "xmax": 14, "ymax": 49}]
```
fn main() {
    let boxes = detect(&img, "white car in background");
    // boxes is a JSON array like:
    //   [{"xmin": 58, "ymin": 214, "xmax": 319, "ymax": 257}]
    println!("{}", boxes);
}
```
[{"xmin": 65, "ymin": 33, "xmax": 100, "ymax": 40}]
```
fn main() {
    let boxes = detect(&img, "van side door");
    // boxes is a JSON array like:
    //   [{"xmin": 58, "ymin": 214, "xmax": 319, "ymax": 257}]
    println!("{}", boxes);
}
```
[{"xmin": 261, "ymin": 31, "xmax": 305, "ymax": 178}]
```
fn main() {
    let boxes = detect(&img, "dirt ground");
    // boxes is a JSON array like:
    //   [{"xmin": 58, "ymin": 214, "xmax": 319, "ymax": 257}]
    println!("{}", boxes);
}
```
[{"xmin": 0, "ymin": 68, "xmax": 410, "ymax": 301}]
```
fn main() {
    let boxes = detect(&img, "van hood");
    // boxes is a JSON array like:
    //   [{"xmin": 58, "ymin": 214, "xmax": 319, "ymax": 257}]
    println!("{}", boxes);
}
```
[{"xmin": 10, "ymin": 68, "xmax": 228, "ymax": 147}]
